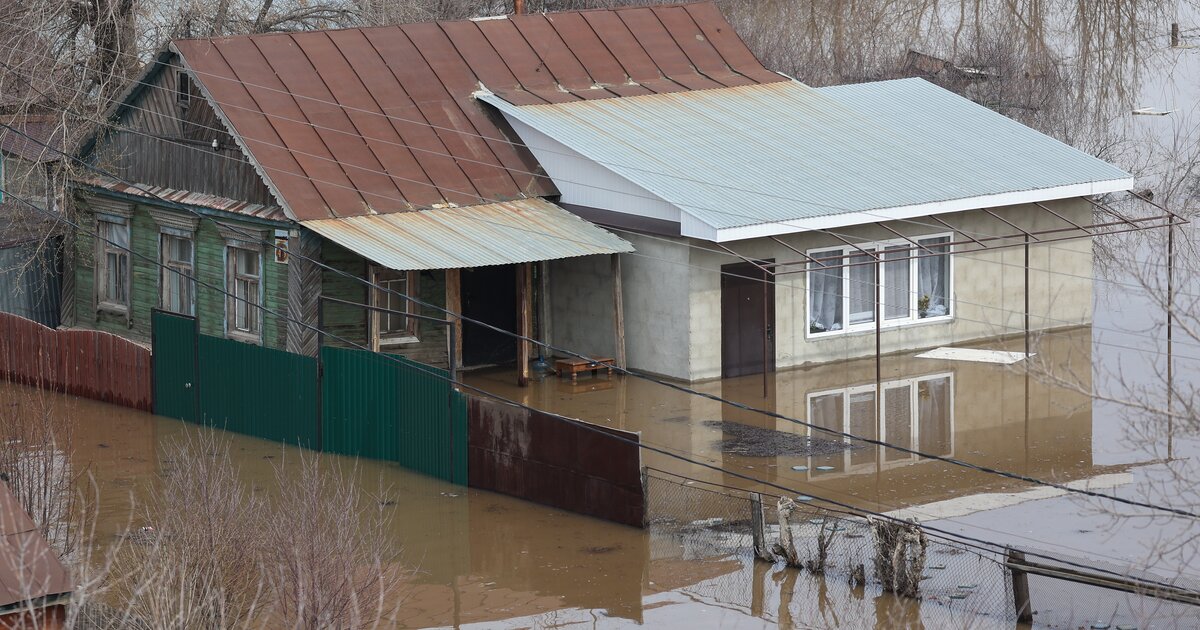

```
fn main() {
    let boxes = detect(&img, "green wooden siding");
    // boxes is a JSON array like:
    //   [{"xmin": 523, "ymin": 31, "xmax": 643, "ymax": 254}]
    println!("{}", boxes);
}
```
[
  {"xmin": 319, "ymin": 241, "xmax": 450, "ymax": 368},
  {"xmin": 71, "ymin": 192, "xmax": 289, "ymax": 349}
]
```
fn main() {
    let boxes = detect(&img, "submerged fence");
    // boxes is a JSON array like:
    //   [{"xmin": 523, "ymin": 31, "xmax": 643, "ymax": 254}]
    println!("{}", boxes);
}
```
[
  {"xmin": 646, "ymin": 469, "xmax": 1200, "ymax": 629},
  {"xmin": 0, "ymin": 311, "xmax": 151, "ymax": 410},
  {"xmin": 151, "ymin": 310, "xmax": 466, "ymax": 484},
  {"xmin": 0, "ymin": 310, "xmax": 647, "ymax": 526}
]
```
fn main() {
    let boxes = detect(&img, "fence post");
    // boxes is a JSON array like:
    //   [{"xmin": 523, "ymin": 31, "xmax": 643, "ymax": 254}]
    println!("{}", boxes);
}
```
[
  {"xmin": 1008, "ymin": 548, "xmax": 1034, "ymax": 623},
  {"xmin": 750, "ymin": 492, "xmax": 771, "ymax": 561}
]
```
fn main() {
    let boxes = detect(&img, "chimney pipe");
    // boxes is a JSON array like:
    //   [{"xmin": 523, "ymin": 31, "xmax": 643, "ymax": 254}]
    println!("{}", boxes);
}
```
[{"xmin": 514, "ymin": 0, "xmax": 525, "ymax": 15}]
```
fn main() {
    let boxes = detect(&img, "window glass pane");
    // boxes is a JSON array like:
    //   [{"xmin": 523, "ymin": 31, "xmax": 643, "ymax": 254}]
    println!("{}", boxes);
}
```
[
  {"xmin": 848, "ymin": 252, "xmax": 875, "ymax": 325},
  {"xmin": 237, "ymin": 249, "xmax": 259, "ymax": 277},
  {"xmin": 918, "ymin": 377, "xmax": 952, "ymax": 456},
  {"xmin": 918, "ymin": 236, "xmax": 950, "ymax": 318},
  {"xmin": 884, "ymin": 246, "xmax": 910, "ymax": 320},
  {"xmin": 107, "ymin": 221, "xmax": 129, "ymax": 249},
  {"xmin": 809, "ymin": 393, "xmax": 845, "ymax": 473},
  {"xmin": 808, "ymin": 250, "xmax": 844, "ymax": 333},
  {"xmin": 883, "ymin": 386, "xmax": 912, "ymax": 462},
  {"xmin": 376, "ymin": 273, "xmax": 412, "ymax": 336},
  {"xmin": 848, "ymin": 391, "xmax": 877, "ymax": 467}
]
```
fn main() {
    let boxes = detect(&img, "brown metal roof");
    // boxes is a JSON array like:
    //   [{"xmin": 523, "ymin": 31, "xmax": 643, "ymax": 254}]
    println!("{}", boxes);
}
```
[
  {"xmin": 170, "ymin": 2, "xmax": 782, "ymax": 222},
  {"xmin": 0, "ymin": 482, "xmax": 73, "ymax": 609}
]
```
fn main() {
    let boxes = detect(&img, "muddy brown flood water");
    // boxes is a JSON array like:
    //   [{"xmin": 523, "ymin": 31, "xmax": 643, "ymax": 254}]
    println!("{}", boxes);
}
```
[{"xmin": 11, "ymin": 318, "xmax": 1197, "ymax": 629}]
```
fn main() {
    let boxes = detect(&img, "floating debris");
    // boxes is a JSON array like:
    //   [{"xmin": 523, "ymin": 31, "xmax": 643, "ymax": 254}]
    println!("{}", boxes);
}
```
[
  {"xmin": 929, "ymin": 564, "xmax": 946, "ymax": 570},
  {"xmin": 957, "ymin": 584, "xmax": 978, "ymax": 590},
  {"xmin": 815, "ymin": 465, "xmax": 836, "ymax": 472},
  {"xmin": 809, "ymin": 518, "xmax": 825, "ymax": 525},
  {"xmin": 1091, "ymin": 624, "xmax": 1111, "ymax": 630},
  {"xmin": 703, "ymin": 420, "xmax": 851, "ymax": 457},
  {"xmin": 949, "ymin": 593, "xmax": 969, "ymax": 600},
  {"xmin": 792, "ymin": 465, "xmax": 809, "ymax": 472},
  {"xmin": 795, "ymin": 495, "xmax": 813, "ymax": 502}
]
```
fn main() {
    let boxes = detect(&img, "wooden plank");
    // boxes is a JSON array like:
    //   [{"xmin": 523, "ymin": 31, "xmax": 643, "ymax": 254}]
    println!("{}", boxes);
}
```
[
  {"xmin": 612, "ymin": 253, "xmax": 626, "ymax": 369},
  {"xmin": 516, "ymin": 263, "xmax": 531, "ymax": 386},
  {"xmin": 445, "ymin": 268, "xmax": 462, "ymax": 369}
]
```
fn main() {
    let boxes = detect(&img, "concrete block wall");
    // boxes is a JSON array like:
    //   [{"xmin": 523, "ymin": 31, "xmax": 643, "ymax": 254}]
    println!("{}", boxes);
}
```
[
  {"xmin": 621, "ymin": 234, "xmax": 693, "ymax": 380},
  {"xmin": 548, "ymin": 253, "xmax": 617, "ymax": 361},
  {"xmin": 683, "ymin": 199, "xmax": 1093, "ymax": 380}
]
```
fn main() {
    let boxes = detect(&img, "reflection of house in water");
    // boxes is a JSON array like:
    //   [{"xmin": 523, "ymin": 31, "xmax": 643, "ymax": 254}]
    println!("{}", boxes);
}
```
[{"xmin": 805, "ymin": 372, "xmax": 954, "ymax": 475}]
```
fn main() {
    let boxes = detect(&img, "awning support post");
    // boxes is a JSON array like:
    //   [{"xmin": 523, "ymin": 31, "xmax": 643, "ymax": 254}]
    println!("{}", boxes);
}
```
[
  {"xmin": 612, "ymin": 254, "xmax": 627, "ymax": 369},
  {"xmin": 517, "ymin": 263, "xmax": 532, "ymax": 387}
]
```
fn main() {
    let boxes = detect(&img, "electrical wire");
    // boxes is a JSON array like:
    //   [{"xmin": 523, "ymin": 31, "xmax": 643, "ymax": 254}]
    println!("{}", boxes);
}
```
[{"xmin": 6, "ymin": 117, "xmax": 1200, "ymax": 522}]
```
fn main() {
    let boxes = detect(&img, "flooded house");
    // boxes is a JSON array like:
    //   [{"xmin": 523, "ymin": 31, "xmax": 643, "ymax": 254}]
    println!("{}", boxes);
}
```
[
  {"xmin": 64, "ymin": 2, "xmax": 1134, "ymax": 384},
  {"xmin": 0, "ymin": 114, "xmax": 63, "ymax": 328}
]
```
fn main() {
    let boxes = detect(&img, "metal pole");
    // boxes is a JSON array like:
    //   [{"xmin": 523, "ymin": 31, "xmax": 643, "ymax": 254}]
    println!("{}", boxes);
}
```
[
  {"xmin": 762, "ymin": 273, "xmax": 769, "ymax": 398},
  {"xmin": 1024, "ymin": 235, "xmax": 1030, "ymax": 471},
  {"xmin": 1167, "ymin": 222, "xmax": 1175, "ymax": 459},
  {"xmin": 875, "ymin": 257, "xmax": 881, "ymax": 387}
]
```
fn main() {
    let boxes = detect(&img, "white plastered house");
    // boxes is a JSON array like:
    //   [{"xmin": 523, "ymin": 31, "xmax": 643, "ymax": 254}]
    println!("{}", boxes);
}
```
[{"xmin": 477, "ymin": 78, "xmax": 1134, "ymax": 382}]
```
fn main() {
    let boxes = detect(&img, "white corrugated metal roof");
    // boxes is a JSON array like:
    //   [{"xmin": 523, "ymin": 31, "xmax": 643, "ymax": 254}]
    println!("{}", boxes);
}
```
[
  {"xmin": 300, "ymin": 198, "xmax": 632, "ymax": 271},
  {"xmin": 478, "ymin": 79, "xmax": 1134, "ymax": 242}
]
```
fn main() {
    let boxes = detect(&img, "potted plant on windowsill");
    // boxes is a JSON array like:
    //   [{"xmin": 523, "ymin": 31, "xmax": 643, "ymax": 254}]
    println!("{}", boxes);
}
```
[{"xmin": 918, "ymin": 294, "xmax": 930, "ymax": 318}]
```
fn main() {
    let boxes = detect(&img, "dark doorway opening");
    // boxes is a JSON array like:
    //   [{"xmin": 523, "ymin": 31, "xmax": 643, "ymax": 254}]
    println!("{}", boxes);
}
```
[
  {"xmin": 461, "ymin": 265, "xmax": 517, "ymax": 367},
  {"xmin": 721, "ymin": 261, "xmax": 775, "ymax": 378}
]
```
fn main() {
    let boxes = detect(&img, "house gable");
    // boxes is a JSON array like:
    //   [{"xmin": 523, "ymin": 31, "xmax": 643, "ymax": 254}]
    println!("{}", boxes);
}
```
[{"xmin": 82, "ymin": 53, "xmax": 277, "ymax": 210}]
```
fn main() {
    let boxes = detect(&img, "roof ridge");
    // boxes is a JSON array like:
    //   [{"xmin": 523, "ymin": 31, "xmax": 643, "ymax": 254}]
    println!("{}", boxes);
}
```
[{"xmin": 171, "ymin": 2, "xmax": 721, "ymax": 46}]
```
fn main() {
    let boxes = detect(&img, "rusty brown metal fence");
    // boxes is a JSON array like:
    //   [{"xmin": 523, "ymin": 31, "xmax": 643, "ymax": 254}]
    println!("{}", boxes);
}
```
[
  {"xmin": 0, "ymin": 312, "xmax": 152, "ymax": 410},
  {"xmin": 467, "ymin": 397, "xmax": 645, "ymax": 527}
]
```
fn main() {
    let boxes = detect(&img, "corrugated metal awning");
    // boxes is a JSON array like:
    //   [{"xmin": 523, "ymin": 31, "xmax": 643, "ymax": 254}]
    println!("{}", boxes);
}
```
[{"xmin": 300, "ymin": 198, "xmax": 633, "ymax": 270}]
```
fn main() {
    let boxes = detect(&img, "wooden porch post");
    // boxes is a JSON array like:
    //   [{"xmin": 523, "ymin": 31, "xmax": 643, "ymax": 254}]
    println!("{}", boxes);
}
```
[
  {"xmin": 611, "ymin": 253, "xmax": 626, "ymax": 369},
  {"xmin": 517, "ymin": 263, "xmax": 532, "ymax": 386},
  {"xmin": 446, "ymin": 268, "xmax": 462, "ymax": 370}
]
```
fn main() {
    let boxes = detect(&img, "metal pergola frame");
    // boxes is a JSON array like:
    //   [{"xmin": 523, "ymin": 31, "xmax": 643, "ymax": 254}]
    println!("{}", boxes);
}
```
[
  {"xmin": 718, "ymin": 193, "xmax": 1185, "ymax": 276},
  {"xmin": 715, "ymin": 193, "xmax": 1187, "ymax": 409}
]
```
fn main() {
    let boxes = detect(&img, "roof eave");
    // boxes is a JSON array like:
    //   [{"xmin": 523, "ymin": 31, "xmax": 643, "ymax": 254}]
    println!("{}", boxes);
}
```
[{"xmin": 703, "ymin": 177, "xmax": 1136, "ymax": 243}]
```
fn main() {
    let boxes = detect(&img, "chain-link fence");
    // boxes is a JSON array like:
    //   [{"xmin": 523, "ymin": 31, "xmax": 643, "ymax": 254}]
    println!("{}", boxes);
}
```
[
  {"xmin": 646, "ymin": 468, "xmax": 1017, "ymax": 627},
  {"xmin": 646, "ymin": 468, "xmax": 1200, "ymax": 629}
]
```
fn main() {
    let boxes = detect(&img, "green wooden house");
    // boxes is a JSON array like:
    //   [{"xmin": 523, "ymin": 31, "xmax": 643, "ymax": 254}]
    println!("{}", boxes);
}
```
[{"xmin": 63, "ymin": 9, "xmax": 670, "ymax": 371}]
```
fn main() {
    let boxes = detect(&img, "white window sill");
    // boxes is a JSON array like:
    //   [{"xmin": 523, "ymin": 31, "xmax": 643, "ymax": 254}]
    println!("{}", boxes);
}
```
[
  {"xmin": 227, "ymin": 330, "xmax": 262, "ymax": 345},
  {"xmin": 96, "ymin": 302, "xmax": 128, "ymax": 316},
  {"xmin": 806, "ymin": 314, "xmax": 954, "ymax": 340},
  {"xmin": 379, "ymin": 336, "xmax": 420, "ymax": 347}
]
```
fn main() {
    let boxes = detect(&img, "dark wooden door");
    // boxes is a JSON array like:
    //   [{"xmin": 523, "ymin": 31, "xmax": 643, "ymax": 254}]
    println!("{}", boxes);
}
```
[{"xmin": 721, "ymin": 262, "xmax": 775, "ymax": 378}]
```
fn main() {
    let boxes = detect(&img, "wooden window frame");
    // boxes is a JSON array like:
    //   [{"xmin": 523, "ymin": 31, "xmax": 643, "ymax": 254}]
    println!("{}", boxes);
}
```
[
  {"xmin": 159, "ymin": 231, "xmax": 195, "ymax": 316},
  {"xmin": 94, "ymin": 216, "xmax": 130, "ymax": 315},
  {"xmin": 225, "ymin": 244, "xmax": 263, "ymax": 344},
  {"xmin": 369, "ymin": 266, "xmax": 419, "ymax": 350}
]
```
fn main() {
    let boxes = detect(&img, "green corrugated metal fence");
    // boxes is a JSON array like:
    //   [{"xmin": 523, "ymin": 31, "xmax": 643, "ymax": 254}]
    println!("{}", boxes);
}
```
[
  {"xmin": 198, "ymin": 334, "xmax": 318, "ymax": 448},
  {"xmin": 152, "ymin": 310, "xmax": 198, "ymax": 423},
  {"xmin": 151, "ymin": 310, "xmax": 465, "ymax": 484},
  {"xmin": 321, "ymin": 346, "xmax": 466, "ymax": 484}
]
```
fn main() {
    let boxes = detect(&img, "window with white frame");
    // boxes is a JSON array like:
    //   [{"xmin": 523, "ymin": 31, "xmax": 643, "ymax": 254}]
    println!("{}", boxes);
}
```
[
  {"xmin": 804, "ymin": 374, "xmax": 954, "ymax": 475},
  {"xmin": 226, "ymin": 245, "xmax": 262, "ymax": 341},
  {"xmin": 160, "ymin": 232, "xmax": 194, "ymax": 315},
  {"xmin": 95, "ymin": 217, "xmax": 130, "ymax": 312},
  {"xmin": 370, "ymin": 267, "xmax": 418, "ymax": 348},
  {"xmin": 807, "ymin": 234, "xmax": 951, "ymax": 335}
]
